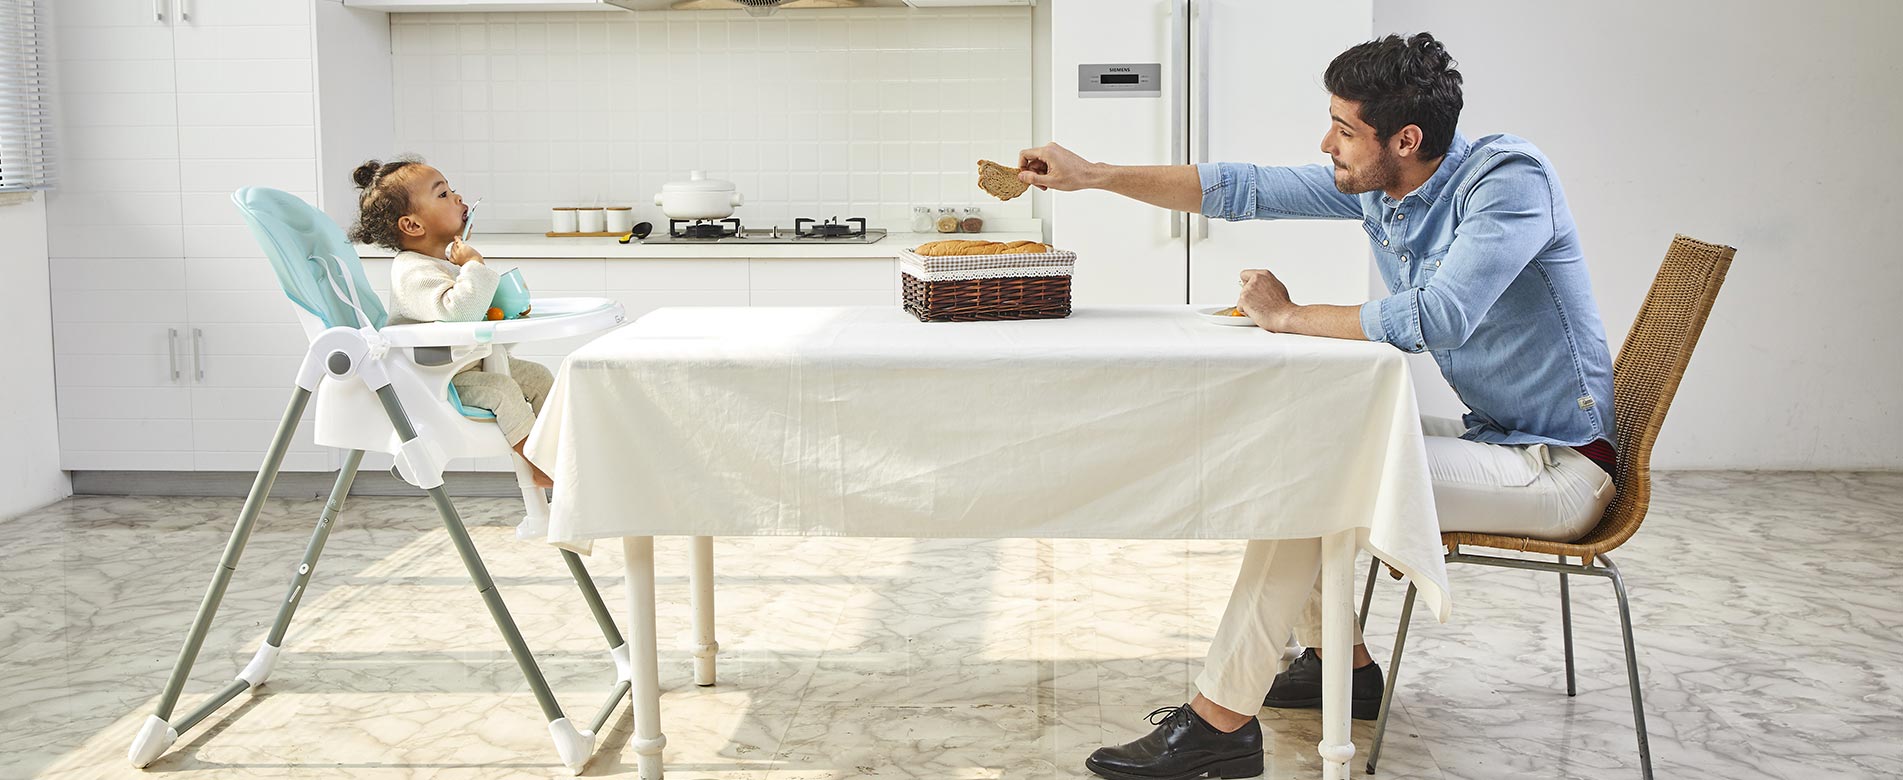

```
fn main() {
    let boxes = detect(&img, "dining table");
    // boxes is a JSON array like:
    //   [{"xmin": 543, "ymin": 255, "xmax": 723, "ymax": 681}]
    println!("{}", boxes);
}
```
[{"xmin": 523, "ymin": 304, "xmax": 1453, "ymax": 780}]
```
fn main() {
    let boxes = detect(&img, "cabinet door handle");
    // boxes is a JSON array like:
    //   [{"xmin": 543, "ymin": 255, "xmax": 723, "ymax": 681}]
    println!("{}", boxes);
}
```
[
  {"xmin": 168, "ymin": 328, "xmax": 181, "ymax": 382},
  {"xmin": 1195, "ymin": 0, "xmax": 1211, "ymax": 242},
  {"xmin": 154, "ymin": 0, "xmax": 165, "ymax": 23},
  {"xmin": 1170, "ymin": 0, "xmax": 1188, "ymax": 239},
  {"xmin": 193, "ymin": 328, "xmax": 205, "ymax": 382},
  {"xmin": 180, "ymin": 0, "xmax": 190, "ymax": 22}
]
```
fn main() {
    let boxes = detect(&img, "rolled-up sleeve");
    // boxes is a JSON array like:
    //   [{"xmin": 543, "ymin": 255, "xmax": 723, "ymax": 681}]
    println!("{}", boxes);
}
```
[
  {"xmin": 1197, "ymin": 162, "xmax": 1361, "ymax": 221},
  {"xmin": 1361, "ymin": 153, "xmax": 1556, "ymax": 353}
]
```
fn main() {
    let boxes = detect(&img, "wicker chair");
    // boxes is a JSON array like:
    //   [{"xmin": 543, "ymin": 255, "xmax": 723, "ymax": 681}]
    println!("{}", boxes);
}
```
[{"xmin": 1362, "ymin": 234, "xmax": 1736, "ymax": 780}]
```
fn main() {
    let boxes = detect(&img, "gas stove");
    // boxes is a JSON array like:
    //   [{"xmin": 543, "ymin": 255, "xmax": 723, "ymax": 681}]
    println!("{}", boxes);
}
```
[{"xmin": 640, "ymin": 217, "xmax": 888, "ymax": 244}]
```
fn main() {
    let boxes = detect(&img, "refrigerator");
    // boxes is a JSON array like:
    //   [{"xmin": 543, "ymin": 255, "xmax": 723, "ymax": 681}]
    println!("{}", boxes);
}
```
[{"xmin": 1050, "ymin": 0, "xmax": 1375, "ymax": 306}]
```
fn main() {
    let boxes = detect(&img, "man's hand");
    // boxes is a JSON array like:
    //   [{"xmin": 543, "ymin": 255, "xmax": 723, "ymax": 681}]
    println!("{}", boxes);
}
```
[
  {"xmin": 1018, "ymin": 143, "xmax": 1102, "ymax": 192},
  {"xmin": 1237, "ymin": 268, "xmax": 1296, "ymax": 331},
  {"xmin": 447, "ymin": 238, "xmax": 484, "ymax": 267}
]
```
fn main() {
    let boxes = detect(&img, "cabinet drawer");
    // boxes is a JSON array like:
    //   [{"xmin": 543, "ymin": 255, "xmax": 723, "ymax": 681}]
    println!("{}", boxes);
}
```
[
  {"xmin": 750, "ymin": 290, "xmax": 897, "ymax": 307},
  {"xmin": 747, "ymin": 258, "xmax": 895, "ymax": 291},
  {"xmin": 604, "ymin": 259, "xmax": 748, "ymax": 290}
]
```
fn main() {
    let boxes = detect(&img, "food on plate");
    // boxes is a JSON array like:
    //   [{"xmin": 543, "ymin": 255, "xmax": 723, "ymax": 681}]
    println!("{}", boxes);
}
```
[
  {"xmin": 486, "ymin": 306, "xmax": 505, "ymax": 321},
  {"xmin": 1214, "ymin": 306, "xmax": 1246, "ymax": 317},
  {"xmin": 976, "ymin": 159, "xmax": 1031, "ymax": 201}
]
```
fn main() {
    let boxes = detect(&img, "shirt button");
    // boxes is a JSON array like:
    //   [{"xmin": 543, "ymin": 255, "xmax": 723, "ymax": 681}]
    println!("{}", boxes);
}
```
[
  {"xmin": 1400, "ymin": 254, "xmax": 1409, "ymax": 263},
  {"xmin": 1396, "ymin": 213, "xmax": 1405, "ymax": 220},
  {"xmin": 1381, "ymin": 239, "xmax": 1389, "ymax": 246}
]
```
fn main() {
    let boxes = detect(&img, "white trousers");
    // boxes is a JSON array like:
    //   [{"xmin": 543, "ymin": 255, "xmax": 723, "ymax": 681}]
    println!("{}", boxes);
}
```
[{"xmin": 1192, "ymin": 417, "xmax": 1616, "ymax": 714}]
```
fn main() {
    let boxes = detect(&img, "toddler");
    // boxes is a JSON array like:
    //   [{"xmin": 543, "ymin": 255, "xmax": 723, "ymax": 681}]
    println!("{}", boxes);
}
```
[{"xmin": 347, "ymin": 157, "xmax": 554, "ymax": 488}]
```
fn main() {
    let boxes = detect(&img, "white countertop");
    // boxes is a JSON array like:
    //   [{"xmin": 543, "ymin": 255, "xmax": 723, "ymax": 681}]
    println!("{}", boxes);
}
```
[{"xmin": 354, "ymin": 231, "xmax": 1046, "ymax": 260}]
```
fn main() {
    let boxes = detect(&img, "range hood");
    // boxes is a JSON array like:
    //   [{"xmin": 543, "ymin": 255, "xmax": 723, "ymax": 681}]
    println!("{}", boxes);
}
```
[{"xmin": 607, "ymin": 0, "xmax": 1031, "ymax": 14}]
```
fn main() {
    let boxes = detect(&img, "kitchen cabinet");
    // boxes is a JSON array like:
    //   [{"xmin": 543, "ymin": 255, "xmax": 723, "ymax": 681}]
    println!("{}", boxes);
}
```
[{"xmin": 49, "ymin": 0, "xmax": 391, "ymax": 471}]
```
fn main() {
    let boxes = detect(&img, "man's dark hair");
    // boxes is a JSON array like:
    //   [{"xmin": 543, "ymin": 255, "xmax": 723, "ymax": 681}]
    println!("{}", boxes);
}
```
[{"xmin": 1323, "ymin": 32, "xmax": 1464, "ymax": 160}]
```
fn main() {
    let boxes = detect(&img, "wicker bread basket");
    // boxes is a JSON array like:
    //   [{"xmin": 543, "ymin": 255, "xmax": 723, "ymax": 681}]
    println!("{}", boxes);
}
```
[{"xmin": 899, "ymin": 247, "xmax": 1076, "ymax": 322}]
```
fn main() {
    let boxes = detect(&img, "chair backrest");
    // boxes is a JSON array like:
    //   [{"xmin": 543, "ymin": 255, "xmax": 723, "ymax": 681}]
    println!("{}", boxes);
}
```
[
  {"xmin": 1570, "ymin": 234, "xmax": 1735, "ymax": 554},
  {"xmin": 231, "ymin": 187, "xmax": 387, "ymax": 331}
]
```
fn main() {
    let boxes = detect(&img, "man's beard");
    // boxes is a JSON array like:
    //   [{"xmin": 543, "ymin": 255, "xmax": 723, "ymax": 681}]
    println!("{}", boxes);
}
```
[{"xmin": 1333, "ymin": 151, "xmax": 1400, "ymax": 195}]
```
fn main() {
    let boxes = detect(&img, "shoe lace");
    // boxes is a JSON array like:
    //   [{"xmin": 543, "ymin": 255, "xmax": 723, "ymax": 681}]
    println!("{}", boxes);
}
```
[{"xmin": 1145, "ymin": 705, "xmax": 1186, "ymax": 726}]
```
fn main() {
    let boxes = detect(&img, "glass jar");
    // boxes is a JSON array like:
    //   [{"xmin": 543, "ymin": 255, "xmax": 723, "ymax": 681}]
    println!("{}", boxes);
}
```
[
  {"xmin": 911, "ymin": 206, "xmax": 935, "ymax": 233},
  {"xmin": 935, "ymin": 207, "xmax": 959, "ymax": 233},
  {"xmin": 960, "ymin": 206, "xmax": 984, "ymax": 234}
]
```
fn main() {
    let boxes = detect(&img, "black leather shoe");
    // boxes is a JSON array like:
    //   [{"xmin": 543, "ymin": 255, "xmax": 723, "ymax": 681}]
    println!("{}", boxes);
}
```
[
  {"xmin": 1262, "ymin": 648, "xmax": 1384, "ymax": 720},
  {"xmin": 1084, "ymin": 703, "xmax": 1263, "ymax": 780}
]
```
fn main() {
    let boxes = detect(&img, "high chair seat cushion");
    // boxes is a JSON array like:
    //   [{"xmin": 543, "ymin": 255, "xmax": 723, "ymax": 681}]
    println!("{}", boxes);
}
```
[{"xmin": 446, "ymin": 382, "xmax": 498, "ymax": 421}]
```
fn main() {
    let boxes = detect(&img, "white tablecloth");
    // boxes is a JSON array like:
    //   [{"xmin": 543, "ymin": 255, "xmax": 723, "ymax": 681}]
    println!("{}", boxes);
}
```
[{"xmin": 526, "ymin": 305, "xmax": 1450, "ymax": 621}]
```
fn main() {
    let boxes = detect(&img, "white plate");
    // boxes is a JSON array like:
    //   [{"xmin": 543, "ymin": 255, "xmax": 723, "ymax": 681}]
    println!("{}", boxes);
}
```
[{"xmin": 1195, "ymin": 306, "xmax": 1258, "ymax": 327}]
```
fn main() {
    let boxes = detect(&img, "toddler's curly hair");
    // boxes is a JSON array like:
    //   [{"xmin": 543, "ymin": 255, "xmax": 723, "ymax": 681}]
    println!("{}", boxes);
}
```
[{"xmin": 347, "ymin": 156, "xmax": 425, "ymax": 250}]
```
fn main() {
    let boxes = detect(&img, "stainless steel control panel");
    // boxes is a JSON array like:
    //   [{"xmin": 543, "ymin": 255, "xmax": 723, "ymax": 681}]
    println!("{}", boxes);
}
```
[{"xmin": 1078, "ymin": 63, "xmax": 1161, "ymax": 98}]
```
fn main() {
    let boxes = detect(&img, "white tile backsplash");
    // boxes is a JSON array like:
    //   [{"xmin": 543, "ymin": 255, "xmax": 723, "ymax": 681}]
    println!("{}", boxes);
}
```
[{"xmin": 388, "ymin": 9, "xmax": 1034, "ymax": 233}]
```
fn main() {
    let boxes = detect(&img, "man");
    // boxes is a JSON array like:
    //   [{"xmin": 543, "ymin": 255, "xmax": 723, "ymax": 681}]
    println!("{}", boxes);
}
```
[{"xmin": 1018, "ymin": 32, "xmax": 1619, "ymax": 780}]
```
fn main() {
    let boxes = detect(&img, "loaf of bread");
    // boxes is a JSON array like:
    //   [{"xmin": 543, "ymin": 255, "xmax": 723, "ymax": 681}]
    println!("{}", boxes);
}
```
[
  {"xmin": 913, "ymin": 239, "xmax": 1053, "ymax": 256},
  {"xmin": 1000, "ymin": 242, "xmax": 1049, "ymax": 254},
  {"xmin": 977, "ymin": 159, "xmax": 1031, "ymax": 201}
]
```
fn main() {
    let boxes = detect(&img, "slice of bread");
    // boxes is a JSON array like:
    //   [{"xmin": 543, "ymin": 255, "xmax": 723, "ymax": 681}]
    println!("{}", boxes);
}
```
[{"xmin": 977, "ymin": 159, "xmax": 1030, "ymax": 201}]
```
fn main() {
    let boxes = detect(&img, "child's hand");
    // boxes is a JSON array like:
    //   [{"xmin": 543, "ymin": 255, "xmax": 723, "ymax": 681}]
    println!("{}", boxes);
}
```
[{"xmin": 446, "ymin": 238, "xmax": 484, "ymax": 267}]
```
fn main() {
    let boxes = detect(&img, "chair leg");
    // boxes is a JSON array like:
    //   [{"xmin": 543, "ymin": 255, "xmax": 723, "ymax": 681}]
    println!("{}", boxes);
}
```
[
  {"xmin": 1365, "ymin": 582, "xmax": 1416, "ymax": 775},
  {"xmin": 1559, "ymin": 555, "xmax": 1576, "ymax": 697},
  {"xmin": 374, "ymin": 386, "xmax": 594, "ymax": 774},
  {"xmin": 130, "ymin": 386, "xmax": 313, "ymax": 768},
  {"xmin": 1601, "ymin": 554, "xmax": 1654, "ymax": 780},
  {"xmin": 1358, "ymin": 554, "xmax": 1379, "ymax": 631}
]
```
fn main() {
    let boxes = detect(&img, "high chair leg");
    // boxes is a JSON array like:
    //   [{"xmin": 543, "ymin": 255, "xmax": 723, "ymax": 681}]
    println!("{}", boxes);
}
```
[
  {"xmin": 132, "ymin": 386, "xmax": 313, "ymax": 769},
  {"xmin": 561, "ymin": 548, "xmax": 637, "ymax": 735},
  {"xmin": 373, "ymin": 385, "xmax": 597, "ymax": 775}
]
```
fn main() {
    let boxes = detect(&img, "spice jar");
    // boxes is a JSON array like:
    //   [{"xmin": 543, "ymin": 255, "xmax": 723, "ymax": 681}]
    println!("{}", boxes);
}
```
[
  {"xmin": 935, "ymin": 207, "xmax": 959, "ymax": 233},
  {"xmin": 911, "ymin": 206, "xmax": 935, "ymax": 232},
  {"xmin": 960, "ymin": 207, "xmax": 984, "ymax": 234}
]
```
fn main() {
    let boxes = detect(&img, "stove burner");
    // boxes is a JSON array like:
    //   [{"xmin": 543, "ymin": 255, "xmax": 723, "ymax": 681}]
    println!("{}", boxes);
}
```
[
  {"xmin": 671, "ymin": 218, "xmax": 741, "ymax": 239},
  {"xmin": 795, "ymin": 217, "xmax": 867, "ymax": 239}
]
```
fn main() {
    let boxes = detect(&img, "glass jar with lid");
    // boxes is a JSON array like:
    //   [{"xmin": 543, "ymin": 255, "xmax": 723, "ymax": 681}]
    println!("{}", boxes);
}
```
[
  {"xmin": 935, "ymin": 207, "xmax": 960, "ymax": 233},
  {"xmin": 911, "ymin": 206, "xmax": 935, "ymax": 233},
  {"xmin": 960, "ymin": 207, "xmax": 984, "ymax": 234}
]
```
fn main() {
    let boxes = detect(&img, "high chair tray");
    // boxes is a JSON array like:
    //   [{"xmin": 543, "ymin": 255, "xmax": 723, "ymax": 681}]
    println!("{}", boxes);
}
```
[{"xmin": 377, "ymin": 297, "xmax": 626, "ymax": 347}]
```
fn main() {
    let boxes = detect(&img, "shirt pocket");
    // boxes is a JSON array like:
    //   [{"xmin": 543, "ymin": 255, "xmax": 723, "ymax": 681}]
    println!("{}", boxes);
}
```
[
  {"xmin": 1361, "ymin": 219, "xmax": 1397, "ymax": 254},
  {"xmin": 1413, "ymin": 246, "xmax": 1451, "ymax": 288}
]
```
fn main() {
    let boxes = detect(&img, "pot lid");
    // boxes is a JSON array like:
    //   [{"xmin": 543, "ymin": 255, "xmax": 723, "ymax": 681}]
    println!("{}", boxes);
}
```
[{"xmin": 661, "ymin": 170, "xmax": 735, "ymax": 193}]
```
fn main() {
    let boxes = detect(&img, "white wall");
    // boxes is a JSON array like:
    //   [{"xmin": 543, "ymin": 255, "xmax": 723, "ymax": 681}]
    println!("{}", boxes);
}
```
[
  {"xmin": 0, "ymin": 193, "xmax": 71, "ymax": 517},
  {"xmin": 387, "ymin": 8, "xmax": 1036, "ymax": 232},
  {"xmin": 1376, "ymin": 0, "xmax": 1902, "ymax": 470}
]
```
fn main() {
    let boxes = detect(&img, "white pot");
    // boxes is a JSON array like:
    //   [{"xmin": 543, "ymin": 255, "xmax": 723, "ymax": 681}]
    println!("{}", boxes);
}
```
[{"xmin": 654, "ymin": 170, "xmax": 744, "ymax": 220}]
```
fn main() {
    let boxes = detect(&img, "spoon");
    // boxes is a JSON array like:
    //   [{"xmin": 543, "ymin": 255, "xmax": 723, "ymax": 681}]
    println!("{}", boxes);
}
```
[{"xmin": 460, "ymin": 197, "xmax": 483, "ymax": 242}]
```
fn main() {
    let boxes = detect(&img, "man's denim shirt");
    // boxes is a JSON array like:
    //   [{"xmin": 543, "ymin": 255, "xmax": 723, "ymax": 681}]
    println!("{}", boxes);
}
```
[{"xmin": 1196, "ymin": 133, "xmax": 1615, "ymax": 448}]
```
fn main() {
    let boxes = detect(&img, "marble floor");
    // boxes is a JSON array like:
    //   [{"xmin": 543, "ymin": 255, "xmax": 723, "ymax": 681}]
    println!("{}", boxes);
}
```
[{"xmin": 1, "ymin": 471, "xmax": 1898, "ymax": 779}]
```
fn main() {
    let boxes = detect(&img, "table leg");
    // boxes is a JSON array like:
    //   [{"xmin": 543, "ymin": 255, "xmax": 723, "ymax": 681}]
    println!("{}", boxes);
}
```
[
  {"xmin": 1318, "ymin": 529, "xmax": 1357, "ymax": 780},
  {"xmin": 689, "ymin": 536, "xmax": 717, "ymax": 686},
  {"xmin": 621, "ymin": 537, "xmax": 666, "ymax": 780}
]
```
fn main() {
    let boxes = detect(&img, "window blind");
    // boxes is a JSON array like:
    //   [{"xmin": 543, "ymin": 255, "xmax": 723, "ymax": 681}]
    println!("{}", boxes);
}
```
[{"xmin": 0, "ymin": 0, "xmax": 52, "ymax": 192}]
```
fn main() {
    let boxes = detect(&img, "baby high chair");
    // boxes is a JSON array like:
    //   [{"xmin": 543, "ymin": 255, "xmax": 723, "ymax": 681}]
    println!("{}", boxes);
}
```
[{"xmin": 126, "ymin": 187, "xmax": 717, "ymax": 775}]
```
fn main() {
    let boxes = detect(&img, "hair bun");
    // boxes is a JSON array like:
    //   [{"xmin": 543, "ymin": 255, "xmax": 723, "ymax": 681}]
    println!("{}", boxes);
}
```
[{"xmin": 351, "ymin": 160, "xmax": 382, "ymax": 189}]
